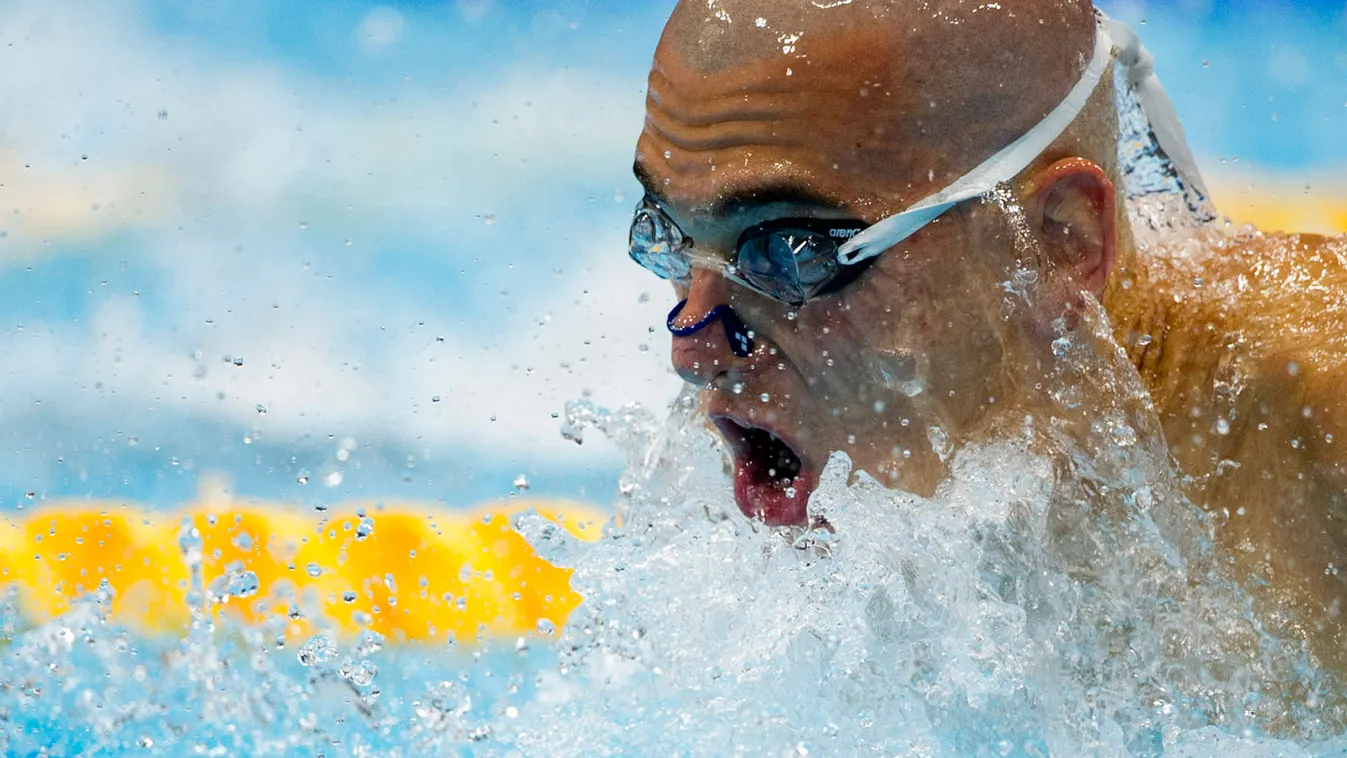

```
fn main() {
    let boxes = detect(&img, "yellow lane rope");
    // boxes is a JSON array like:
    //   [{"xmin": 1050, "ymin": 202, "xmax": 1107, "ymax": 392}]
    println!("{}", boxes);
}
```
[
  {"xmin": 0, "ymin": 498, "xmax": 607, "ymax": 643},
  {"xmin": 1208, "ymin": 173, "xmax": 1347, "ymax": 236}
]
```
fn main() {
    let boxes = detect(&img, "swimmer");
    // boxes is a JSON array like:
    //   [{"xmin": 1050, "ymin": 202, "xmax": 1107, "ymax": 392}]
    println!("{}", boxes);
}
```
[{"xmin": 628, "ymin": 1, "xmax": 1347, "ymax": 667}]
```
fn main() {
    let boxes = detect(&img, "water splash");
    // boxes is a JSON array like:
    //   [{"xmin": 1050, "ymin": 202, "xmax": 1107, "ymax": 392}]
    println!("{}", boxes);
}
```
[
  {"xmin": 2, "ymin": 385, "xmax": 1346, "ymax": 754},
  {"xmin": 510, "ymin": 387, "xmax": 1346, "ymax": 756},
  {"xmin": 5, "ymin": 326, "xmax": 1347, "ymax": 754}
]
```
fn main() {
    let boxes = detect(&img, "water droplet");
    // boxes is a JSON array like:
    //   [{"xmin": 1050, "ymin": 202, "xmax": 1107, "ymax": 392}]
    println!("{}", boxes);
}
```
[
  {"xmin": 355, "ymin": 629, "xmax": 386, "ymax": 658},
  {"xmin": 1110, "ymin": 422, "xmax": 1138, "ymax": 448},
  {"xmin": 296, "ymin": 470, "xmax": 310, "ymax": 485},
  {"xmin": 229, "ymin": 570, "xmax": 260, "ymax": 598},
  {"xmin": 339, "ymin": 659, "xmax": 378, "ymax": 686},
  {"xmin": 306, "ymin": 563, "xmax": 323, "ymax": 578},
  {"xmin": 900, "ymin": 377, "xmax": 925, "ymax": 398},
  {"xmin": 536, "ymin": 618, "xmax": 557, "ymax": 635},
  {"xmin": 760, "ymin": 393, "xmax": 771, "ymax": 403},
  {"xmin": 926, "ymin": 426, "xmax": 951, "ymax": 462},
  {"xmin": 355, "ymin": 516, "xmax": 375, "ymax": 541},
  {"xmin": 1215, "ymin": 418, "xmax": 1231, "ymax": 436},
  {"xmin": 1051, "ymin": 337, "xmax": 1071, "ymax": 357},
  {"xmin": 513, "ymin": 474, "xmax": 530, "ymax": 491},
  {"xmin": 343, "ymin": 590, "xmax": 358, "ymax": 603},
  {"xmin": 297, "ymin": 635, "xmax": 338, "ymax": 667}
]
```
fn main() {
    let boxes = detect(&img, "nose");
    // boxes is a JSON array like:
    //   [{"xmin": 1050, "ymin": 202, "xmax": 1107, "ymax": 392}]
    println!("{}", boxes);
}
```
[{"xmin": 668, "ymin": 270, "xmax": 755, "ymax": 386}]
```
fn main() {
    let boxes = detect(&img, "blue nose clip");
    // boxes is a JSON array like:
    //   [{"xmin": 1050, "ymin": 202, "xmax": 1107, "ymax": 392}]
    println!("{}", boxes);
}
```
[{"xmin": 666, "ymin": 300, "xmax": 755, "ymax": 358}]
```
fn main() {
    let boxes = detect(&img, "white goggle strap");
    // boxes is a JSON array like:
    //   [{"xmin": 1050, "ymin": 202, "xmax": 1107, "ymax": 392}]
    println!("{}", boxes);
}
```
[
  {"xmin": 836, "ymin": 24, "xmax": 1114, "ymax": 266},
  {"xmin": 837, "ymin": 13, "xmax": 1208, "ymax": 266},
  {"xmin": 1103, "ymin": 17, "xmax": 1210, "ymax": 202}
]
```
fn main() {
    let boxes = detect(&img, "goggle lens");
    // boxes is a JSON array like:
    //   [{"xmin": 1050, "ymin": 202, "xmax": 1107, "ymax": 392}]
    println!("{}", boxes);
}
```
[
  {"xmin": 736, "ymin": 230, "xmax": 844, "ymax": 306},
  {"xmin": 627, "ymin": 197, "xmax": 868, "ymax": 306},
  {"xmin": 628, "ymin": 202, "xmax": 693, "ymax": 283}
]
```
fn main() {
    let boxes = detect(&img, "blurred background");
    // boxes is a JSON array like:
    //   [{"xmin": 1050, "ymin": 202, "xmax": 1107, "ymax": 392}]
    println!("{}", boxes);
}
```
[
  {"xmin": 0, "ymin": 0, "xmax": 1344, "ymax": 511},
  {"xmin": 0, "ymin": 0, "xmax": 1343, "ymax": 636}
]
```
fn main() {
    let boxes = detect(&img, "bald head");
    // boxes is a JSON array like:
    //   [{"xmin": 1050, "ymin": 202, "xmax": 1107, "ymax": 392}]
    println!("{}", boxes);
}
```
[
  {"xmin": 641, "ymin": 0, "xmax": 1109, "ymax": 217},
  {"xmin": 665, "ymin": 0, "xmax": 1095, "ymax": 77}
]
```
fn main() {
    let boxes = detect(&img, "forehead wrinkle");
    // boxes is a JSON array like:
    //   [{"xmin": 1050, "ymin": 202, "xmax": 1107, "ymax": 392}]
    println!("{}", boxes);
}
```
[
  {"xmin": 648, "ymin": 61, "xmax": 852, "ymax": 106},
  {"xmin": 643, "ymin": 82, "xmax": 861, "ymax": 157},
  {"xmin": 643, "ymin": 110, "xmax": 799, "ymax": 155},
  {"xmin": 646, "ymin": 71, "xmax": 860, "ymax": 128}
]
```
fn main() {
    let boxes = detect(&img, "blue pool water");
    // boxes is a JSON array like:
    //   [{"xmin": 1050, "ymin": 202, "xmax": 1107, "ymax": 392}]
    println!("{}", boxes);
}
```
[
  {"xmin": 3, "ymin": 3, "xmax": 1346, "ymax": 755},
  {"xmin": 5, "ymin": 383, "xmax": 1347, "ymax": 756}
]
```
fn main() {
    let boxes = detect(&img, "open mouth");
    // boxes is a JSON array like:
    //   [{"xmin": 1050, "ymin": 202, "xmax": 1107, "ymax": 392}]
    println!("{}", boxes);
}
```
[{"xmin": 711, "ymin": 416, "xmax": 818, "ymax": 527}]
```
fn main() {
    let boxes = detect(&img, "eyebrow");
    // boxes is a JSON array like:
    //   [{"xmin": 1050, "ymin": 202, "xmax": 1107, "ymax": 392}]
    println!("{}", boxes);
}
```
[{"xmin": 632, "ymin": 161, "xmax": 848, "ymax": 220}]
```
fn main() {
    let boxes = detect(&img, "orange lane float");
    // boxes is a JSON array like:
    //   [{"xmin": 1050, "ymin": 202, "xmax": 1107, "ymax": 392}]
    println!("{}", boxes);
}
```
[{"xmin": 0, "ymin": 495, "xmax": 606, "ymax": 644}]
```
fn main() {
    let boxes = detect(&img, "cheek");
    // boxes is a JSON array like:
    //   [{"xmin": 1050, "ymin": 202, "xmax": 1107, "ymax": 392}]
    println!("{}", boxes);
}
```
[
  {"xmin": 769, "ymin": 272, "xmax": 934, "ymax": 422},
  {"xmin": 798, "ymin": 255, "xmax": 1006, "ymax": 416}
]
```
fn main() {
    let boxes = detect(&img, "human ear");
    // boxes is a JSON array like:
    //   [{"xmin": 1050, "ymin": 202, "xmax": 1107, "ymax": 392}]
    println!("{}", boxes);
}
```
[{"xmin": 1026, "ymin": 158, "xmax": 1117, "ymax": 298}]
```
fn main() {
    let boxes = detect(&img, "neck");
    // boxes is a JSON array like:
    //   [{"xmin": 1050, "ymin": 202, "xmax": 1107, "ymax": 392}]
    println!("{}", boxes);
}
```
[
  {"xmin": 1103, "ymin": 239, "xmax": 1174, "ymax": 383},
  {"xmin": 1100, "ymin": 232, "xmax": 1234, "ymax": 478}
]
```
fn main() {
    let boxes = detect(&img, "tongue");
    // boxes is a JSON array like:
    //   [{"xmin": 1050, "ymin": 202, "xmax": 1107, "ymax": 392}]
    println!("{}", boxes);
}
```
[{"xmin": 734, "ymin": 439, "xmax": 808, "ymax": 527}]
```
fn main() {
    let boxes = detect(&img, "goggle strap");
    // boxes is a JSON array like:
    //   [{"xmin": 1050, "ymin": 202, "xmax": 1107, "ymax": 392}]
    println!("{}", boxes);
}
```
[
  {"xmin": 836, "ymin": 200, "xmax": 961, "ymax": 265},
  {"xmin": 837, "ymin": 21, "xmax": 1113, "ymax": 265},
  {"xmin": 1104, "ymin": 17, "xmax": 1210, "ymax": 202},
  {"xmin": 838, "ymin": 12, "xmax": 1207, "ymax": 266}
]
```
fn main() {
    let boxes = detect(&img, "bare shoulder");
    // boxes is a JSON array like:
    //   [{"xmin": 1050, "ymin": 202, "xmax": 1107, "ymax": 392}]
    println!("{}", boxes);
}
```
[
  {"xmin": 1164, "ymin": 230, "xmax": 1347, "ymax": 518},
  {"xmin": 1209, "ymin": 231, "xmax": 1347, "ymax": 362},
  {"xmin": 1136, "ymin": 230, "xmax": 1347, "ymax": 377},
  {"xmin": 1184, "ymin": 231, "xmax": 1347, "ymax": 453},
  {"xmin": 1149, "ymin": 230, "xmax": 1347, "ymax": 669},
  {"xmin": 1118, "ymin": 228, "xmax": 1347, "ymax": 478},
  {"xmin": 1114, "ymin": 230, "xmax": 1347, "ymax": 416}
]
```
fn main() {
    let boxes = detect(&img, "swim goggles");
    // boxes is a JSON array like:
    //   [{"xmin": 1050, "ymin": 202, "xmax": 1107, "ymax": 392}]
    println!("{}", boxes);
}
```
[
  {"xmin": 629, "ymin": 11, "xmax": 1208, "ymax": 305},
  {"xmin": 629, "ymin": 196, "xmax": 871, "ymax": 306}
]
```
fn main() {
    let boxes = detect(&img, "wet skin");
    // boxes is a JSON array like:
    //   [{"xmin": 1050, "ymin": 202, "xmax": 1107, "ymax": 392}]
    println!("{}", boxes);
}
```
[
  {"xmin": 1108, "ymin": 231, "xmax": 1347, "ymax": 667},
  {"xmin": 636, "ymin": 0, "xmax": 1346, "ymax": 665},
  {"xmin": 636, "ymin": 0, "xmax": 1101, "ymax": 524}
]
